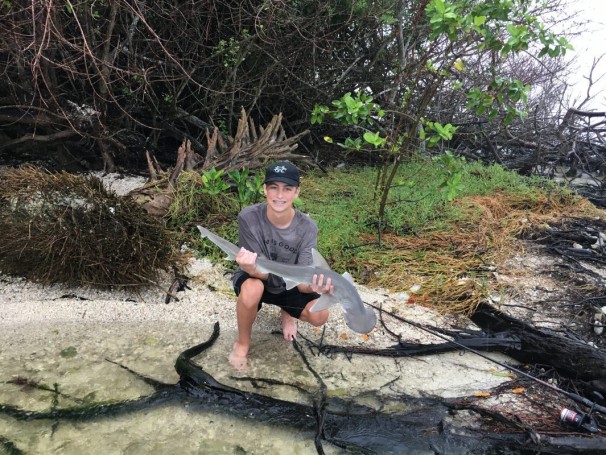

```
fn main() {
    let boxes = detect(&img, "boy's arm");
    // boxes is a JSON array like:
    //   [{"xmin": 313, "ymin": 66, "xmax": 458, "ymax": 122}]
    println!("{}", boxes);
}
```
[{"xmin": 297, "ymin": 221, "xmax": 320, "ymax": 293}]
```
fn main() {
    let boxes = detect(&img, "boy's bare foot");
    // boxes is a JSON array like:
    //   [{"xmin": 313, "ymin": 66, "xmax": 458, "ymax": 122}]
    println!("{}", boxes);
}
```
[
  {"xmin": 281, "ymin": 310, "xmax": 298, "ymax": 341},
  {"xmin": 228, "ymin": 342, "xmax": 248, "ymax": 370}
]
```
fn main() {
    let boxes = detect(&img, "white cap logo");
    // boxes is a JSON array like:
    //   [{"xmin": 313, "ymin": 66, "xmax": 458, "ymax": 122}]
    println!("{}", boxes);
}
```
[{"xmin": 274, "ymin": 165, "xmax": 287, "ymax": 173}]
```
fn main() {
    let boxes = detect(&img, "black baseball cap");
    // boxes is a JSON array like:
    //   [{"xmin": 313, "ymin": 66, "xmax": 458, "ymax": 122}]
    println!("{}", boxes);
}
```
[{"xmin": 264, "ymin": 161, "xmax": 300, "ymax": 187}]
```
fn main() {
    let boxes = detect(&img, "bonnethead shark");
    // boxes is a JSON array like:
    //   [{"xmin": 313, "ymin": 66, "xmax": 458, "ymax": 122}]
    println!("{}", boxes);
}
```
[{"xmin": 197, "ymin": 226, "xmax": 377, "ymax": 334}]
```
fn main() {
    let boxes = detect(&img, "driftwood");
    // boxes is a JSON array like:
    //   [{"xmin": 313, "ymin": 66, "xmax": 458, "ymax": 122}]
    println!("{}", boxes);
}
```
[
  {"xmin": 308, "ymin": 302, "xmax": 606, "ymax": 382},
  {"xmin": 470, "ymin": 303, "xmax": 606, "ymax": 383},
  {"xmin": 203, "ymin": 107, "xmax": 309, "ymax": 172},
  {"xmin": 129, "ymin": 108, "xmax": 310, "ymax": 217},
  {"xmin": 306, "ymin": 301, "xmax": 606, "ymax": 416},
  {"xmin": 154, "ymin": 107, "xmax": 309, "ymax": 175}
]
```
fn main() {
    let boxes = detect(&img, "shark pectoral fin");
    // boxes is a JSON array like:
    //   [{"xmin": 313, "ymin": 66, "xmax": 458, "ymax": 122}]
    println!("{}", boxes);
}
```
[
  {"xmin": 312, "ymin": 249, "xmax": 332, "ymax": 269},
  {"xmin": 283, "ymin": 278, "xmax": 300, "ymax": 290},
  {"xmin": 309, "ymin": 294, "xmax": 338, "ymax": 312}
]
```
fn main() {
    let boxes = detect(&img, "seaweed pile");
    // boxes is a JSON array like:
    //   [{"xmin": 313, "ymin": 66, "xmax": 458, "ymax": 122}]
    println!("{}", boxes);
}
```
[{"xmin": 0, "ymin": 166, "xmax": 175, "ymax": 287}]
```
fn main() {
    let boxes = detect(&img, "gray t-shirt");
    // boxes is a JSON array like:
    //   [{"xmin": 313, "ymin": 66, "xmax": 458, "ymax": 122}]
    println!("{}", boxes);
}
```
[{"xmin": 232, "ymin": 203, "xmax": 318, "ymax": 293}]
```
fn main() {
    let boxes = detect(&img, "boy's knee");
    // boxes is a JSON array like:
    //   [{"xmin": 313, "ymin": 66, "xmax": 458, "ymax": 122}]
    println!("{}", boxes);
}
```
[
  {"xmin": 237, "ymin": 278, "xmax": 264, "ymax": 309},
  {"xmin": 300, "ymin": 307, "xmax": 329, "ymax": 327},
  {"xmin": 240, "ymin": 278, "xmax": 264, "ymax": 294},
  {"xmin": 311, "ymin": 311, "xmax": 329, "ymax": 326}
]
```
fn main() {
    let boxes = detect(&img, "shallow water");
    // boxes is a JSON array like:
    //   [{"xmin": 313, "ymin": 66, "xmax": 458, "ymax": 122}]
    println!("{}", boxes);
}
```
[{"xmin": 0, "ymin": 320, "xmax": 514, "ymax": 454}]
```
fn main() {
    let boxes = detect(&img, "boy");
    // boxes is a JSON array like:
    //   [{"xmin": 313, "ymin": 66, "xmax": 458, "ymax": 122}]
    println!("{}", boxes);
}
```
[{"xmin": 230, "ymin": 161, "xmax": 333, "ymax": 369}]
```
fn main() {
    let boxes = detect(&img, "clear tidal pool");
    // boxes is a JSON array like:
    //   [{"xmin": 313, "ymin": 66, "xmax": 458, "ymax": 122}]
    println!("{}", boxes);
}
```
[{"xmin": 0, "ymin": 321, "xmax": 512, "ymax": 454}]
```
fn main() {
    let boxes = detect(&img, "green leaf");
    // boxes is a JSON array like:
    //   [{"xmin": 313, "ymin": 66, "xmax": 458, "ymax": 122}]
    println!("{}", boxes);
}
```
[
  {"xmin": 473, "ymin": 15, "xmax": 486, "ymax": 26},
  {"xmin": 363, "ymin": 131, "xmax": 386, "ymax": 148}
]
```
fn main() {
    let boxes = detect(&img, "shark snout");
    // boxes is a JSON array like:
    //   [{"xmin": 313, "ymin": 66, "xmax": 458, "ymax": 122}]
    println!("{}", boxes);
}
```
[{"xmin": 344, "ymin": 307, "xmax": 377, "ymax": 334}]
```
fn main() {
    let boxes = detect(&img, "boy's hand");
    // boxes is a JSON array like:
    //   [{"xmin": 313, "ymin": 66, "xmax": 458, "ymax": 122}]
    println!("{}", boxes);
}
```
[
  {"xmin": 236, "ymin": 247, "xmax": 258, "ymax": 275},
  {"xmin": 311, "ymin": 274, "xmax": 334, "ymax": 295}
]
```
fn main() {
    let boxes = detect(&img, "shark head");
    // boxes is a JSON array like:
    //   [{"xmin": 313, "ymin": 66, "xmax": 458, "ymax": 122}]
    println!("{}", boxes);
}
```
[{"xmin": 344, "ymin": 307, "xmax": 377, "ymax": 334}]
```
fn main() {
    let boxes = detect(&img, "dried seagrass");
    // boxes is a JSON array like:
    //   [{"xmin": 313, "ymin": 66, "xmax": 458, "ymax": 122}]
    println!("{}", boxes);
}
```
[{"xmin": 0, "ymin": 166, "xmax": 174, "ymax": 287}]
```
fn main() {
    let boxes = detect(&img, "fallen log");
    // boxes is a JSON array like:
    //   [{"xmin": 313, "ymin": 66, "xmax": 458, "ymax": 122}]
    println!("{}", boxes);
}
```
[{"xmin": 471, "ymin": 303, "xmax": 606, "ymax": 382}]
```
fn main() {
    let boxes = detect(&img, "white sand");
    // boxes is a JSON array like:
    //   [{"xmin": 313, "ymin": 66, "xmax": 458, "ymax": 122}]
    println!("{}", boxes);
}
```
[
  {"xmin": 0, "ymin": 258, "xmax": 515, "ymax": 394},
  {"xmin": 0, "ymin": 258, "xmax": 518, "ymax": 455}
]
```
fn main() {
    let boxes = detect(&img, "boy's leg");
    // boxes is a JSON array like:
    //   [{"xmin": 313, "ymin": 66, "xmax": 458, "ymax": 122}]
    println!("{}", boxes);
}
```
[
  {"xmin": 263, "ymin": 288, "xmax": 327, "ymax": 341},
  {"xmin": 299, "ymin": 299, "xmax": 329, "ymax": 327},
  {"xmin": 281, "ymin": 310, "xmax": 298, "ymax": 340},
  {"xmin": 229, "ymin": 277, "xmax": 264, "ymax": 369}
]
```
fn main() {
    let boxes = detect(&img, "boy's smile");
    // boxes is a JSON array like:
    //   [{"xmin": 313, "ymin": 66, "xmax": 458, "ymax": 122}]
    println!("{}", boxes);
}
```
[{"xmin": 264, "ymin": 182, "xmax": 300, "ymax": 215}]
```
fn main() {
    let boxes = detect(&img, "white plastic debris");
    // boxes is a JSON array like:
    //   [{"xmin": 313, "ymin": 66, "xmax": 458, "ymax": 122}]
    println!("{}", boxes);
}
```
[
  {"xmin": 594, "ymin": 307, "xmax": 605, "ymax": 335},
  {"xmin": 489, "ymin": 294, "xmax": 502, "ymax": 304},
  {"xmin": 591, "ymin": 236, "xmax": 604, "ymax": 249},
  {"xmin": 394, "ymin": 292, "xmax": 410, "ymax": 302}
]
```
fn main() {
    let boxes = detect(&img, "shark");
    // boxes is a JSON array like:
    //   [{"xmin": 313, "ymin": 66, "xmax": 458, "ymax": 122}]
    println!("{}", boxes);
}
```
[{"xmin": 197, "ymin": 226, "xmax": 377, "ymax": 334}]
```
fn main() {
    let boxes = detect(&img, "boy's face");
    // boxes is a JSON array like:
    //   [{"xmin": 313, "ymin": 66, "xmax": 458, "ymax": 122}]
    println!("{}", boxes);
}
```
[{"xmin": 264, "ymin": 181, "xmax": 300, "ymax": 213}]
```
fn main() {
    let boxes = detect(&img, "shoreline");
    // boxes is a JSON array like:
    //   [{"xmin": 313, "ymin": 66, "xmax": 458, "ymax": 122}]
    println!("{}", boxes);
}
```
[{"xmin": 0, "ymin": 259, "xmax": 463, "ymax": 349}]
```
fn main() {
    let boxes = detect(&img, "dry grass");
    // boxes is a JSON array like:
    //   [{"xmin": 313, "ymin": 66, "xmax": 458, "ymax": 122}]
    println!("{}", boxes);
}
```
[
  {"xmin": 0, "ymin": 166, "xmax": 176, "ymax": 288},
  {"xmin": 358, "ymin": 190, "xmax": 602, "ymax": 315}
]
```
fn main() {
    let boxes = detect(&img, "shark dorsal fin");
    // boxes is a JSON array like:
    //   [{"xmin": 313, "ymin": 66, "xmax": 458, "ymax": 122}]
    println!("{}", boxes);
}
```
[
  {"xmin": 342, "ymin": 271, "xmax": 354, "ymax": 284},
  {"xmin": 312, "ymin": 248, "xmax": 331, "ymax": 269}
]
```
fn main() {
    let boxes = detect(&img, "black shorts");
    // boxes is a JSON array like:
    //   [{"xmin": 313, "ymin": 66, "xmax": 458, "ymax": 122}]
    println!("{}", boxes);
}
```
[{"xmin": 233, "ymin": 273, "xmax": 321, "ymax": 319}]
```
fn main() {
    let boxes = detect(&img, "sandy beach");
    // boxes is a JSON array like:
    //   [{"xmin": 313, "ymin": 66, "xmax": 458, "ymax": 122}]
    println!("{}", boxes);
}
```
[
  {"xmin": 0, "ymin": 257, "xmax": 516, "ymax": 392},
  {"xmin": 0, "ymin": 251, "xmax": 526, "ymax": 455},
  {"xmin": 0, "ymin": 171, "xmax": 517, "ymax": 392},
  {"xmin": 0, "ymin": 173, "xmax": 521, "ymax": 453}
]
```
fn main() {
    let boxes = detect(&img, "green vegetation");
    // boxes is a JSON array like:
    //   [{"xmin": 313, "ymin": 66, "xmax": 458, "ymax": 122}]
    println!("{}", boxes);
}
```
[
  {"xmin": 169, "ymin": 168, "xmax": 264, "ymax": 261},
  {"xmin": 311, "ymin": 0, "xmax": 571, "ymax": 230},
  {"xmin": 168, "ymin": 168, "xmax": 264, "ymax": 228},
  {"xmin": 301, "ymin": 159, "xmax": 573, "ymax": 261},
  {"xmin": 180, "ymin": 158, "xmax": 594, "ymax": 316},
  {"xmin": 300, "ymin": 160, "xmax": 591, "ymax": 314}
]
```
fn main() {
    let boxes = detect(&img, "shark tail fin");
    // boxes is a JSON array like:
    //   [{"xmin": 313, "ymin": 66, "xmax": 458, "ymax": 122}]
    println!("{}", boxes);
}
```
[{"xmin": 197, "ymin": 225, "xmax": 212, "ymax": 239}]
